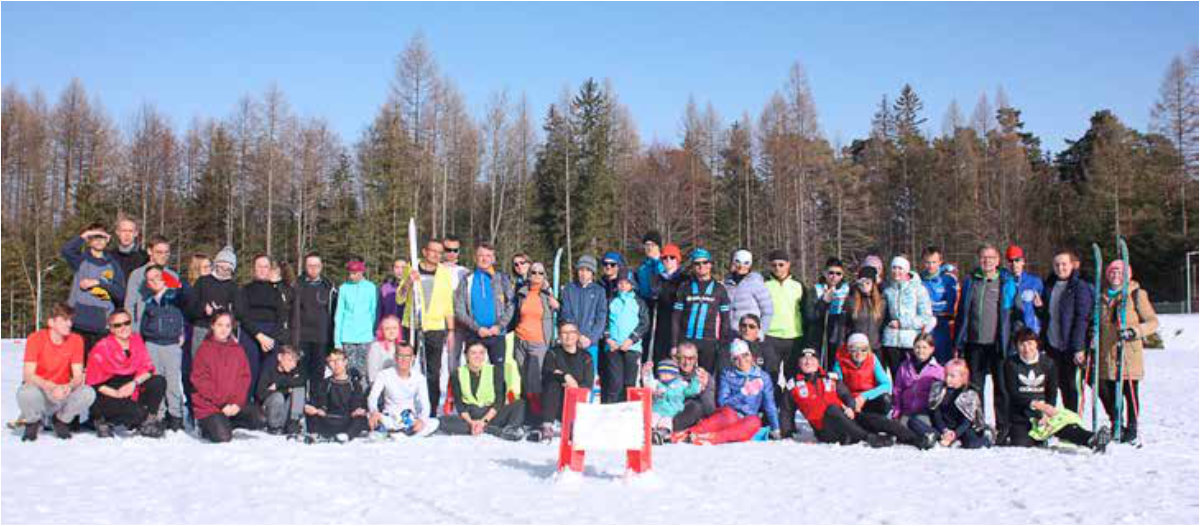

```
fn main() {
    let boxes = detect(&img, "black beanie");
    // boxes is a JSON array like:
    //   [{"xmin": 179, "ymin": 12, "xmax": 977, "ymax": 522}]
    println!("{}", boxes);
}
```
[{"xmin": 642, "ymin": 230, "xmax": 663, "ymax": 247}]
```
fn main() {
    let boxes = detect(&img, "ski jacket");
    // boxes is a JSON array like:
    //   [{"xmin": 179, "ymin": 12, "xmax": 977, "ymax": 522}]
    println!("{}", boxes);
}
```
[
  {"xmin": 606, "ymin": 290, "xmax": 650, "ymax": 352},
  {"xmin": 294, "ymin": 276, "xmax": 337, "ymax": 344},
  {"xmin": 237, "ymin": 280, "xmax": 288, "ymax": 342},
  {"xmin": 672, "ymin": 278, "xmax": 732, "ymax": 344},
  {"xmin": 404, "ymin": 264, "xmax": 456, "ymax": 331},
  {"xmin": 921, "ymin": 270, "xmax": 959, "ymax": 318},
  {"xmin": 139, "ymin": 289, "xmax": 187, "ymax": 345},
  {"xmin": 788, "ymin": 369, "xmax": 849, "ymax": 431},
  {"xmin": 642, "ymin": 374, "xmax": 701, "ymax": 418},
  {"xmin": 841, "ymin": 295, "xmax": 885, "ymax": 351},
  {"xmin": 892, "ymin": 355, "xmax": 945, "ymax": 418},
  {"xmin": 832, "ymin": 347, "xmax": 891, "ymax": 401},
  {"xmin": 723, "ymin": 271, "xmax": 774, "ymax": 337},
  {"xmin": 635, "ymin": 257, "xmax": 665, "ymax": 302},
  {"xmin": 765, "ymin": 275, "xmax": 805, "ymax": 340},
  {"xmin": 1098, "ymin": 281, "xmax": 1157, "ymax": 381},
  {"xmin": 882, "ymin": 272, "xmax": 935, "ymax": 349},
  {"xmin": 1037, "ymin": 271, "xmax": 1093, "ymax": 353},
  {"xmin": 377, "ymin": 278, "xmax": 403, "ymax": 325},
  {"xmin": 334, "ymin": 280, "xmax": 378, "ymax": 347},
  {"xmin": 1009, "ymin": 271, "xmax": 1045, "ymax": 334},
  {"xmin": 560, "ymin": 281, "xmax": 609, "ymax": 345},
  {"xmin": 717, "ymin": 365, "xmax": 780, "ymax": 430},
  {"xmin": 125, "ymin": 264, "xmax": 182, "ymax": 332},
  {"xmin": 453, "ymin": 270, "xmax": 514, "ymax": 334},
  {"xmin": 61, "ymin": 236, "xmax": 127, "ymax": 334},
  {"xmin": 190, "ymin": 336, "xmax": 251, "ymax": 420},
  {"xmin": 514, "ymin": 283, "xmax": 556, "ymax": 345},
  {"xmin": 954, "ymin": 268, "xmax": 1016, "ymax": 354}
]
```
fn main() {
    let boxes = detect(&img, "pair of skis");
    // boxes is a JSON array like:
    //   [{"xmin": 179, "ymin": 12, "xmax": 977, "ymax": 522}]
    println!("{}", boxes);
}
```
[{"xmin": 1086, "ymin": 237, "xmax": 1130, "ymax": 440}]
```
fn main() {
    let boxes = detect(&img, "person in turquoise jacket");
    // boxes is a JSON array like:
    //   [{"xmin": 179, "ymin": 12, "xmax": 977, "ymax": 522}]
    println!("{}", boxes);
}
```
[
  {"xmin": 335, "ymin": 258, "xmax": 378, "ymax": 388},
  {"xmin": 641, "ymin": 359, "xmax": 701, "ymax": 442},
  {"xmin": 603, "ymin": 269, "xmax": 649, "ymax": 403}
]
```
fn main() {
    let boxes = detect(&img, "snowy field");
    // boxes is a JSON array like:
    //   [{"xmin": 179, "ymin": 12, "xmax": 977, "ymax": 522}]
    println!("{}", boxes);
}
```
[{"xmin": 2, "ymin": 315, "xmax": 1198, "ymax": 524}]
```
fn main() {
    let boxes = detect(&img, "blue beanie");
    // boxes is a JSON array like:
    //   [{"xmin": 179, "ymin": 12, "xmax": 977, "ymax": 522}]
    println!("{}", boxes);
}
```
[
  {"xmin": 690, "ymin": 248, "xmax": 712, "ymax": 262},
  {"xmin": 656, "ymin": 359, "xmax": 680, "ymax": 377},
  {"xmin": 602, "ymin": 251, "xmax": 625, "ymax": 265}
]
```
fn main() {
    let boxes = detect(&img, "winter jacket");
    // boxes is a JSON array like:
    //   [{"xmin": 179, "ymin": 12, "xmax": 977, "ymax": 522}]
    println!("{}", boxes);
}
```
[
  {"xmin": 954, "ymin": 268, "xmax": 1016, "ymax": 355},
  {"xmin": 921, "ymin": 270, "xmax": 959, "ymax": 318},
  {"xmin": 108, "ymin": 245, "xmax": 148, "ymax": 282},
  {"xmin": 717, "ymin": 366, "xmax": 780, "ymax": 430},
  {"xmin": 334, "ymin": 280, "xmax": 379, "ymax": 347},
  {"xmin": 882, "ymin": 272, "xmax": 935, "ymax": 349},
  {"xmin": 542, "ymin": 345, "xmax": 595, "ymax": 391},
  {"xmin": 139, "ymin": 289, "xmax": 187, "ymax": 345},
  {"xmin": 560, "ymin": 281, "xmax": 608, "ymax": 345},
  {"xmin": 61, "ymin": 236, "xmax": 127, "ymax": 334},
  {"xmin": 1037, "ymin": 271, "xmax": 1093, "ymax": 353},
  {"xmin": 404, "ymin": 264, "xmax": 456, "ymax": 331},
  {"xmin": 841, "ymin": 295, "xmax": 885, "ymax": 351},
  {"xmin": 125, "ymin": 264, "xmax": 182, "ymax": 332},
  {"xmin": 892, "ymin": 355, "xmax": 945, "ymax": 418},
  {"xmin": 255, "ymin": 361, "xmax": 307, "ymax": 404},
  {"xmin": 832, "ymin": 347, "xmax": 891, "ymax": 401},
  {"xmin": 765, "ymin": 275, "xmax": 805, "ymax": 340},
  {"xmin": 190, "ymin": 335, "xmax": 252, "ymax": 420},
  {"xmin": 606, "ymin": 290, "xmax": 650, "ymax": 352},
  {"xmin": 636, "ymin": 257, "xmax": 666, "ymax": 302},
  {"xmin": 643, "ymin": 374, "xmax": 701, "ymax": 418},
  {"xmin": 789, "ymin": 369, "xmax": 851, "ymax": 431},
  {"xmin": 186, "ymin": 274, "xmax": 239, "ymax": 328},
  {"xmin": 514, "ymin": 283, "xmax": 556, "ymax": 344},
  {"xmin": 453, "ymin": 269, "xmax": 514, "ymax": 334},
  {"xmin": 723, "ymin": 271, "xmax": 774, "ymax": 337},
  {"xmin": 368, "ymin": 367, "xmax": 430, "ymax": 418},
  {"xmin": 85, "ymin": 334, "xmax": 157, "ymax": 400},
  {"xmin": 1009, "ymin": 271, "xmax": 1045, "ymax": 334},
  {"xmin": 238, "ymin": 280, "xmax": 288, "ymax": 342},
  {"xmin": 1004, "ymin": 352, "xmax": 1056, "ymax": 425},
  {"xmin": 805, "ymin": 281, "xmax": 846, "ymax": 354},
  {"xmin": 928, "ymin": 381, "xmax": 990, "ymax": 437},
  {"xmin": 293, "ymin": 276, "xmax": 337, "ymax": 344},
  {"xmin": 672, "ymin": 278, "xmax": 733, "ymax": 344},
  {"xmin": 377, "ymin": 278, "xmax": 404, "ymax": 325},
  {"xmin": 1098, "ymin": 281, "xmax": 1157, "ymax": 381},
  {"xmin": 651, "ymin": 271, "xmax": 686, "ymax": 350}
]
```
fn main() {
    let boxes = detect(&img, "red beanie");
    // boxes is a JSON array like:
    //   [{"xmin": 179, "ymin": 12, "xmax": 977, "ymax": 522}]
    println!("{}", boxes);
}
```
[{"xmin": 1005, "ymin": 245, "xmax": 1024, "ymax": 261}]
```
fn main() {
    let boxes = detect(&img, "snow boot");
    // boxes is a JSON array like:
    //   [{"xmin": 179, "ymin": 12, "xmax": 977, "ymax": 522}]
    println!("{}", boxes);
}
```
[
  {"xmin": 267, "ymin": 426, "xmax": 284, "ymax": 436},
  {"xmin": 94, "ymin": 417, "xmax": 113, "ymax": 438},
  {"xmin": 500, "ymin": 425, "xmax": 527, "ymax": 442},
  {"xmin": 865, "ymin": 433, "xmax": 894, "ymax": 448},
  {"xmin": 652, "ymin": 428, "xmax": 669, "ymax": 446},
  {"xmin": 284, "ymin": 420, "xmax": 303, "ymax": 437},
  {"xmin": 164, "ymin": 415, "xmax": 184, "ymax": 432},
  {"xmin": 52, "ymin": 417, "xmax": 72, "ymax": 439},
  {"xmin": 1089, "ymin": 426, "xmax": 1112, "ymax": 454},
  {"xmin": 22, "ymin": 422, "xmax": 39, "ymax": 442},
  {"xmin": 138, "ymin": 417, "xmax": 164, "ymax": 439}
]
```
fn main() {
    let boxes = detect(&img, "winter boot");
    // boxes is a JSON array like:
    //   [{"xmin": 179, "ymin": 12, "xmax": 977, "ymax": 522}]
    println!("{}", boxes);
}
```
[
  {"xmin": 1089, "ymin": 426, "xmax": 1112, "ymax": 454},
  {"xmin": 500, "ymin": 425, "xmax": 527, "ymax": 442},
  {"xmin": 21, "ymin": 422, "xmax": 39, "ymax": 442},
  {"xmin": 94, "ymin": 417, "xmax": 113, "ymax": 438},
  {"xmin": 865, "ymin": 433, "xmax": 894, "ymax": 448},
  {"xmin": 164, "ymin": 415, "xmax": 184, "ymax": 432},
  {"xmin": 52, "ymin": 417, "xmax": 72, "ymax": 439},
  {"xmin": 138, "ymin": 417, "xmax": 165, "ymax": 439},
  {"xmin": 284, "ymin": 419, "xmax": 303, "ymax": 437}
]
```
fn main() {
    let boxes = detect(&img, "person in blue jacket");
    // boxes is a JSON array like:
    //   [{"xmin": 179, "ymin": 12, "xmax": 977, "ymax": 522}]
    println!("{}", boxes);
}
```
[
  {"xmin": 560, "ymin": 255, "xmax": 608, "ymax": 397},
  {"xmin": 920, "ymin": 246, "xmax": 959, "ymax": 365},
  {"xmin": 635, "ymin": 231, "xmax": 665, "ymax": 303},
  {"xmin": 1005, "ymin": 245, "xmax": 1044, "ymax": 336}
]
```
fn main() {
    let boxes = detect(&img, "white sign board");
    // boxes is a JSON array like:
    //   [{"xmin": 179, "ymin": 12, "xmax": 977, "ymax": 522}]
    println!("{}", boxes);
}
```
[{"xmin": 572, "ymin": 401, "xmax": 646, "ymax": 451}]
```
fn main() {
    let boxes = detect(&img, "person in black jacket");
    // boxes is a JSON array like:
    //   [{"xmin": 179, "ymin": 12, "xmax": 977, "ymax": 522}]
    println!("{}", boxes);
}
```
[
  {"xmin": 293, "ymin": 252, "xmax": 337, "ymax": 387},
  {"xmin": 303, "ymin": 349, "xmax": 369, "ymax": 441},
  {"xmin": 108, "ymin": 216, "xmax": 148, "ymax": 284},
  {"xmin": 257, "ymin": 345, "xmax": 307, "ymax": 435},
  {"xmin": 535, "ymin": 323, "xmax": 596, "ymax": 440},
  {"xmin": 1038, "ymin": 250, "xmax": 1094, "ymax": 413},
  {"xmin": 237, "ymin": 254, "xmax": 289, "ymax": 402},
  {"xmin": 1006, "ymin": 329, "xmax": 1110, "ymax": 451},
  {"xmin": 186, "ymin": 246, "xmax": 240, "ymax": 357},
  {"xmin": 439, "ymin": 342, "xmax": 526, "ymax": 441}
]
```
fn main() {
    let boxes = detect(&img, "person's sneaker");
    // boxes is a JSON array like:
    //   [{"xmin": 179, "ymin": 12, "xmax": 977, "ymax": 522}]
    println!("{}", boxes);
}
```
[
  {"xmin": 21, "ymin": 422, "xmax": 38, "ymax": 442},
  {"xmin": 138, "ymin": 418, "xmax": 164, "ymax": 439},
  {"xmin": 284, "ymin": 420, "xmax": 303, "ymax": 436},
  {"xmin": 52, "ymin": 418, "xmax": 72, "ymax": 439},
  {"xmin": 865, "ymin": 434, "xmax": 894, "ymax": 448},
  {"xmin": 651, "ymin": 429, "xmax": 668, "ymax": 446},
  {"xmin": 164, "ymin": 416, "xmax": 184, "ymax": 432},
  {"xmin": 912, "ymin": 434, "xmax": 934, "ymax": 450},
  {"xmin": 500, "ymin": 426, "xmax": 527, "ymax": 442},
  {"xmin": 1089, "ymin": 426, "xmax": 1112, "ymax": 454},
  {"xmin": 526, "ymin": 429, "xmax": 543, "ymax": 443},
  {"xmin": 94, "ymin": 418, "xmax": 113, "ymax": 438}
]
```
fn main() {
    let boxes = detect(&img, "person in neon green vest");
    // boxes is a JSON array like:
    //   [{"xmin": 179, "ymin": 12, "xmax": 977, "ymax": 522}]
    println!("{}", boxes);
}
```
[{"xmin": 437, "ymin": 342, "xmax": 526, "ymax": 441}]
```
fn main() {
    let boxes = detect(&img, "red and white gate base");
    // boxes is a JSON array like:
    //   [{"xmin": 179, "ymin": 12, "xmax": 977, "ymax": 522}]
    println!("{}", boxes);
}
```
[{"xmin": 557, "ymin": 387, "xmax": 653, "ymax": 478}]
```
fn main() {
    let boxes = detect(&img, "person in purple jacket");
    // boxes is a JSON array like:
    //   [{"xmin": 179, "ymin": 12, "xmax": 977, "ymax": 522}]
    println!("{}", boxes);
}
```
[
  {"xmin": 893, "ymin": 333, "xmax": 946, "ymax": 425},
  {"xmin": 377, "ymin": 259, "xmax": 409, "ymax": 328}
]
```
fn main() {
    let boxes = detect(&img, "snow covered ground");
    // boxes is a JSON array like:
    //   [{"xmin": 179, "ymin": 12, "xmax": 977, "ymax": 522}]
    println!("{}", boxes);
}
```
[{"xmin": 3, "ymin": 315, "xmax": 1198, "ymax": 524}]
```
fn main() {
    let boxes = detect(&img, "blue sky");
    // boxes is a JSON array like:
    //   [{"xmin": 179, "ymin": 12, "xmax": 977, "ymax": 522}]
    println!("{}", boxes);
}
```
[{"xmin": 3, "ymin": 2, "xmax": 1196, "ymax": 152}]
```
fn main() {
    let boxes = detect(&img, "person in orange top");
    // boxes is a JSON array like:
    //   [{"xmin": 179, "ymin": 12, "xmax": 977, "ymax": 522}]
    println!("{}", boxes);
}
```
[
  {"xmin": 513, "ymin": 262, "xmax": 558, "ymax": 424},
  {"xmin": 17, "ymin": 303, "xmax": 96, "ymax": 441}
]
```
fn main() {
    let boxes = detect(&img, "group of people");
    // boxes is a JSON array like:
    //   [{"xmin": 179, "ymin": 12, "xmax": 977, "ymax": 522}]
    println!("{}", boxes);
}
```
[{"xmin": 16, "ymin": 217, "xmax": 1156, "ymax": 453}]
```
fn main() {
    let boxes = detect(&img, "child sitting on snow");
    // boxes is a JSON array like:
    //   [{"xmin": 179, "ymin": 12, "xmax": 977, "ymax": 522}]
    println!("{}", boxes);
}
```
[
  {"xmin": 1006, "ymin": 328, "xmax": 1111, "ymax": 452},
  {"xmin": 911, "ymin": 358, "xmax": 993, "ymax": 448},
  {"xmin": 641, "ymin": 359, "xmax": 702, "ymax": 444}
]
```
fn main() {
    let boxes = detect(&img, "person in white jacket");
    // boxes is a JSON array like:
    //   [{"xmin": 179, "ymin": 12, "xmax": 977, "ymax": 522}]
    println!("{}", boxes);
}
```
[{"xmin": 368, "ymin": 343, "xmax": 439, "ymax": 437}]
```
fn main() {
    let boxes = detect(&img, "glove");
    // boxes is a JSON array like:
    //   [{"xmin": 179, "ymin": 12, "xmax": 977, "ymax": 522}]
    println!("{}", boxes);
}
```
[
  {"xmin": 768, "ymin": 430, "xmax": 782, "ymax": 441},
  {"xmin": 1119, "ymin": 328, "xmax": 1138, "ymax": 342},
  {"xmin": 88, "ymin": 286, "xmax": 112, "ymax": 302}
]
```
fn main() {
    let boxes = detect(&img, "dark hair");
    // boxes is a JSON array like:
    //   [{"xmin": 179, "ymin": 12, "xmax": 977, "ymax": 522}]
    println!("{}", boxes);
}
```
[
  {"xmin": 443, "ymin": 235, "xmax": 461, "ymax": 244},
  {"xmin": 145, "ymin": 264, "xmax": 166, "ymax": 275},
  {"xmin": 210, "ymin": 311, "xmax": 234, "ymax": 326},
  {"xmin": 511, "ymin": 252, "xmax": 529, "ymax": 263},
  {"xmin": 278, "ymin": 261, "xmax": 295, "ymax": 286},
  {"xmin": 82, "ymin": 221, "xmax": 108, "ymax": 234},
  {"xmin": 1014, "ymin": 327, "xmax": 1039, "ymax": 345},
  {"xmin": 49, "ymin": 302, "xmax": 75, "ymax": 322},
  {"xmin": 277, "ymin": 345, "xmax": 299, "ymax": 358},
  {"xmin": 739, "ymin": 313, "xmax": 761, "ymax": 326},
  {"xmin": 107, "ymin": 309, "xmax": 132, "ymax": 323},
  {"xmin": 303, "ymin": 251, "xmax": 322, "ymax": 263},
  {"xmin": 146, "ymin": 235, "xmax": 170, "ymax": 250},
  {"xmin": 911, "ymin": 332, "xmax": 937, "ymax": 349},
  {"xmin": 253, "ymin": 253, "xmax": 271, "ymax": 266},
  {"xmin": 824, "ymin": 257, "xmax": 844, "ymax": 269},
  {"xmin": 476, "ymin": 241, "xmax": 495, "ymax": 253},
  {"xmin": 921, "ymin": 246, "xmax": 942, "ymax": 259},
  {"xmin": 1054, "ymin": 248, "xmax": 1079, "ymax": 262},
  {"xmin": 396, "ymin": 343, "xmax": 415, "ymax": 355}
]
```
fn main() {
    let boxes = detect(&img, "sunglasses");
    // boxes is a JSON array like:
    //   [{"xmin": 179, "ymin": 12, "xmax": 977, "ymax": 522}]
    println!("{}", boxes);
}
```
[
  {"xmin": 111, "ymin": 320, "xmax": 132, "ymax": 329},
  {"xmin": 513, "ymin": 261, "xmax": 529, "ymax": 267},
  {"xmin": 603, "ymin": 262, "xmax": 619, "ymax": 267},
  {"xmin": 693, "ymin": 260, "xmax": 712, "ymax": 266},
  {"xmin": 530, "ymin": 270, "xmax": 545, "ymax": 276},
  {"xmin": 826, "ymin": 270, "xmax": 843, "ymax": 276},
  {"xmin": 663, "ymin": 256, "xmax": 678, "ymax": 261},
  {"xmin": 740, "ymin": 323, "xmax": 759, "ymax": 329},
  {"xmin": 734, "ymin": 260, "xmax": 752, "ymax": 266},
  {"xmin": 444, "ymin": 247, "xmax": 460, "ymax": 253},
  {"xmin": 771, "ymin": 262, "xmax": 789, "ymax": 267}
]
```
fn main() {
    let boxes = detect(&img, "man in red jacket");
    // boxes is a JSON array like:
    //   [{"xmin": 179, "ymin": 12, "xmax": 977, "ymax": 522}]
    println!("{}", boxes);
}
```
[{"xmin": 191, "ymin": 312, "xmax": 264, "ymax": 442}]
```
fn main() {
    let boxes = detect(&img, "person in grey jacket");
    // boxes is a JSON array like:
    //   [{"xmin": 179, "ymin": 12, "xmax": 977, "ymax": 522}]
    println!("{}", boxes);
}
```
[
  {"xmin": 723, "ymin": 249, "xmax": 774, "ymax": 340},
  {"xmin": 452, "ymin": 242, "xmax": 514, "ymax": 365},
  {"xmin": 61, "ymin": 222, "xmax": 127, "ymax": 356}
]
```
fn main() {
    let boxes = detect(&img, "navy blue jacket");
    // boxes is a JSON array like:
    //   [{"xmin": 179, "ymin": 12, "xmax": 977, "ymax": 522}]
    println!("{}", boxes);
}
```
[
  {"xmin": 560, "ymin": 280, "xmax": 608, "ymax": 345},
  {"xmin": 1037, "ymin": 271, "xmax": 1093, "ymax": 353},
  {"xmin": 140, "ymin": 288, "xmax": 187, "ymax": 345}
]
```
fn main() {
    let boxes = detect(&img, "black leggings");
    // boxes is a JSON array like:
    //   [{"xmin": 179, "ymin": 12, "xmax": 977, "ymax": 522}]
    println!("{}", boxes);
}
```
[
  {"xmin": 306, "ymin": 414, "xmax": 370, "ymax": 439},
  {"xmin": 92, "ymin": 375, "xmax": 167, "ymax": 428},
  {"xmin": 440, "ymin": 402, "xmax": 526, "ymax": 436},
  {"xmin": 1049, "ymin": 349, "xmax": 1083, "ymax": 413},
  {"xmin": 199, "ymin": 405, "xmax": 265, "ymax": 443},
  {"xmin": 814, "ymin": 406, "xmax": 871, "ymax": 445},
  {"xmin": 858, "ymin": 411, "xmax": 922, "ymax": 446},
  {"xmin": 1099, "ymin": 379, "xmax": 1140, "ymax": 432},
  {"xmin": 673, "ymin": 400, "xmax": 708, "ymax": 431},
  {"xmin": 1009, "ymin": 420, "xmax": 1095, "ymax": 448}
]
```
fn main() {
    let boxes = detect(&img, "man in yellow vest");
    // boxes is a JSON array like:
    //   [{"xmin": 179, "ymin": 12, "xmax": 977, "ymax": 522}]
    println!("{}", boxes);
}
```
[{"xmin": 437, "ymin": 342, "xmax": 526, "ymax": 441}]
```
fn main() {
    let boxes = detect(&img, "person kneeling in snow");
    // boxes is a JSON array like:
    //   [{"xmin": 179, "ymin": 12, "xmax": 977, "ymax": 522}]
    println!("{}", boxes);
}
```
[
  {"xmin": 788, "ymin": 348, "xmax": 893, "ymax": 448},
  {"xmin": 911, "ymin": 358, "xmax": 993, "ymax": 448},
  {"xmin": 368, "ymin": 343, "xmax": 439, "ymax": 437},
  {"xmin": 1007, "ymin": 328, "xmax": 1110, "ymax": 452},
  {"xmin": 304, "ymin": 349, "xmax": 370, "ymax": 441},
  {"xmin": 439, "ymin": 341, "xmax": 527, "ymax": 441},
  {"xmin": 671, "ymin": 340, "xmax": 780, "ymax": 445},
  {"xmin": 533, "ymin": 323, "xmax": 595, "ymax": 441},
  {"xmin": 256, "ymin": 345, "xmax": 307, "ymax": 436},
  {"xmin": 191, "ymin": 312, "xmax": 265, "ymax": 443},
  {"xmin": 641, "ymin": 358, "xmax": 701, "ymax": 444}
]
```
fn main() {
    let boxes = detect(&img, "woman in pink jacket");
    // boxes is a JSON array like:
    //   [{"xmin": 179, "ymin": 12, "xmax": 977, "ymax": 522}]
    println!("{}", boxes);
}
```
[{"xmin": 86, "ymin": 309, "xmax": 167, "ymax": 438}]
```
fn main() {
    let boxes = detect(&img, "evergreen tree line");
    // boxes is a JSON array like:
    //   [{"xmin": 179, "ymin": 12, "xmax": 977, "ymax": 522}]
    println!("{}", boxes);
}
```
[{"xmin": 3, "ymin": 37, "xmax": 1196, "ymax": 337}]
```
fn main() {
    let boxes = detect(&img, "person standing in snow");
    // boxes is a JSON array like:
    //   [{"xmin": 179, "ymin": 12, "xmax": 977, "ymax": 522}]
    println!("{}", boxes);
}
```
[
  {"xmin": 237, "ymin": 254, "xmax": 289, "ymax": 402},
  {"xmin": 293, "ymin": 252, "xmax": 337, "ymax": 388},
  {"xmin": 809, "ymin": 258, "xmax": 851, "ymax": 362},
  {"xmin": 186, "ymin": 246, "xmax": 239, "ymax": 358},
  {"xmin": 1005, "ymin": 245, "xmax": 1044, "ymax": 336},
  {"xmin": 404, "ymin": 239, "xmax": 457, "ymax": 414},
  {"xmin": 560, "ymin": 255, "xmax": 608, "ymax": 392},
  {"xmin": 377, "ymin": 259, "xmax": 410, "ymax": 329},
  {"xmin": 453, "ymin": 242, "xmax": 514, "ymax": 366},
  {"xmin": 954, "ymin": 243, "xmax": 1016, "ymax": 443},
  {"xmin": 1037, "ymin": 249, "xmax": 1094, "ymax": 414},
  {"xmin": 881, "ymin": 256, "xmax": 935, "ymax": 379},
  {"xmin": 603, "ymin": 269, "xmax": 650, "ymax": 403},
  {"xmin": 599, "ymin": 251, "xmax": 625, "ymax": 301},
  {"xmin": 125, "ymin": 235, "xmax": 183, "ymax": 333},
  {"xmin": 138, "ymin": 265, "xmax": 188, "ymax": 431},
  {"xmin": 1096, "ymin": 260, "xmax": 1157, "ymax": 446},
  {"xmin": 107, "ymin": 215, "xmax": 148, "ymax": 284},
  {"xmin": 763, "ymin": 249, "xmax": 805, "ymax": 384},
  {"xmin": 334, "ymin": 257, "xmax": 378, "ymax": 390},
  {"xmin": 842, "ymin": 266, "xmax": 885, "ymax": 354},
  {"xmin": 513, "ymin": 262, "xmax": 558, "ymax": 420},
  {"xmin": 723, "ymin": 249, "xmax": 774, "ymax": 341},
  {"xmin": 647, "ymin": 243, "xmax": 686, "ymax": 364},
  {"xmin": 368, "ymin": 343, "xmax": 439, "ymax": 437},
  {"xmin": 61, "ymin": 222, "xmax": 127, "ymax": 357},
  {"xmin": 920, "ymin": 246, "xmax": 959, "ymax": 364},
  {"xmin": 671, "ymin": 248, "xmax": 733, "ymax": 377}
]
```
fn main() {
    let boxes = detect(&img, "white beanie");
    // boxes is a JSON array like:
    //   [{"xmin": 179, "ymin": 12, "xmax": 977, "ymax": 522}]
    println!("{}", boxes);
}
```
[
  {"xmin": 730, "ymin": 339, "xmax": 752, "ymax": 357},
  {"xmin": 846, "ymin": 333, "xmax": 870, "ymax": 350},
  {"xmin": 890, "ymin": 256, "xmax": 911, "ymax": 274}
]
